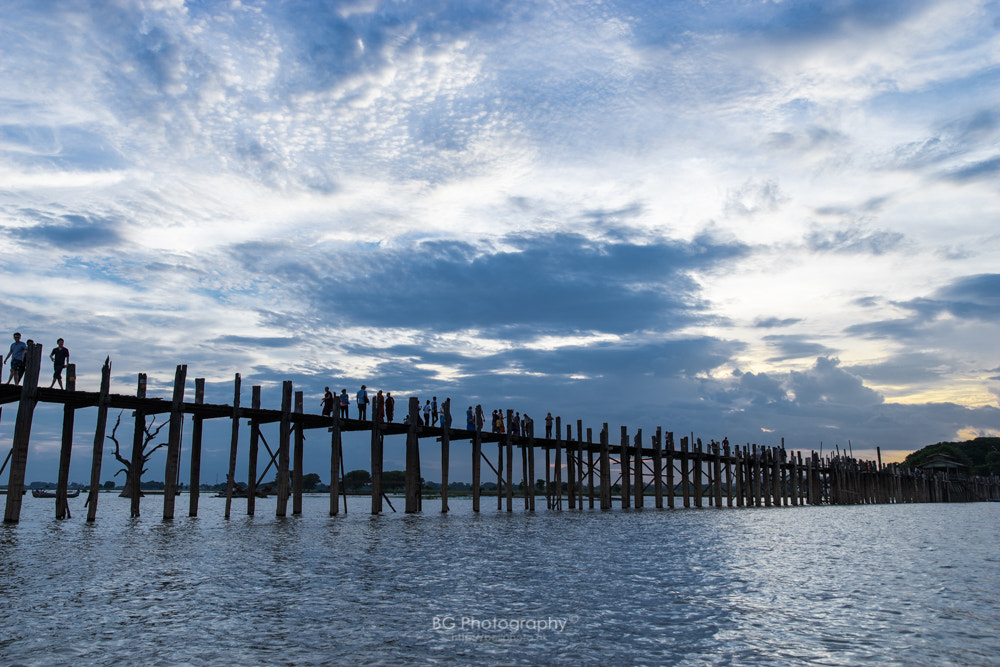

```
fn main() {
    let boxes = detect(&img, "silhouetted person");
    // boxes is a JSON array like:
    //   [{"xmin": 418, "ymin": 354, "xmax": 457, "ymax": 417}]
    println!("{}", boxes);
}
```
[
  {"xmin": 356, "ymin": 385, "xmax": 368, "ymax": 420},
  {"xmin": 49, "ymin": 338, "xmax": 69, "ymax": 389},
  {"xmin": 339, "ymin": 389, "xmax": 350, "ymax": 419},
  {"xmin": 386, "ymin": 392, "xmax": 395, "ymax": 422},
  {"xmin": 5, "ymin": 332, "xmax": 26, "ymax": 385}
]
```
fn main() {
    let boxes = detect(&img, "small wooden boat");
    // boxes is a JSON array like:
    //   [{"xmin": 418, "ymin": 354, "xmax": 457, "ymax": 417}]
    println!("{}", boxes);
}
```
[{"xmin": 31, "ymin": 488, "xmax": 81, "ymax": 498}]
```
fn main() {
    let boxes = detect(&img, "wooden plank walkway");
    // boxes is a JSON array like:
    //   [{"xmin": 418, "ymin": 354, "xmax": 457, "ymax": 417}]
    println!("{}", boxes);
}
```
[{"xmin": 2, "ymin": 346, "xmax": 998, "ymax": 523}]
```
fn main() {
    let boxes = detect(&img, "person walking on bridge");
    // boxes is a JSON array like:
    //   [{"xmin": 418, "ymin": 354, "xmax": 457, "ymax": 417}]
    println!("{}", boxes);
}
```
[
  {"xmin": 48, "ymin": 338, "xmax": 70, "ymax": 389},
  {"xmin": 5, "ymin": 332, "xmax": 26, "ymax": 385},
  {"xmin": 321, "ymin": 387, "xmax": 334, "ymax": 417},
  {"xmin": 356, "ymin": 385, "xmax": 369, "ymax": 420}
]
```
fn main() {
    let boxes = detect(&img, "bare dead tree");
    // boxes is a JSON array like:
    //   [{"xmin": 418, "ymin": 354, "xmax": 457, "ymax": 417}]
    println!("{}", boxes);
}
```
[{"xmin": 108, "ymin": 410, "xmax": 168, "ymax": 503}]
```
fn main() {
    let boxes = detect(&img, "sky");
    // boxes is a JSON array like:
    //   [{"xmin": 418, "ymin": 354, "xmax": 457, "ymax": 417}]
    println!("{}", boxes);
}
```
[{"xmin": 2, "ymin": 0, "xmax": 999, "ymax": 487}]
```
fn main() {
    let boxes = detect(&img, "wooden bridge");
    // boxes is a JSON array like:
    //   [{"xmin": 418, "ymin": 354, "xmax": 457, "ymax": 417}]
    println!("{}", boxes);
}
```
[{"xmin": 3, "ymin": 344, "xmax": 998, "ymax": 523}]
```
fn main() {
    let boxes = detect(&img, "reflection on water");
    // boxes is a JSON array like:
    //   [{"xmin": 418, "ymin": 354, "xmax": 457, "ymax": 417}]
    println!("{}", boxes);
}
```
[{"xmin": 1, "ymin": 495, "xmax": 997, "ymax": 666}]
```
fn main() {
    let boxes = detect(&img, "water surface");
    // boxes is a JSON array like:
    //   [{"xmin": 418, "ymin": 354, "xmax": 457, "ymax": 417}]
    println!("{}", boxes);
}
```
[{"xmin": 2, "ymin": 495, "xmax": 997, "ymax": 666}]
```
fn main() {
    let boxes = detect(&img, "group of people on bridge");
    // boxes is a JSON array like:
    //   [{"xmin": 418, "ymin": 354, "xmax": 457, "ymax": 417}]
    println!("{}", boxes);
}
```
[
  {"xmin": 317, "ymin": 383, "xmax": 560, "ymax": 439},
  {"xmin": 3, "ymin": 332, "xmax": 70, "ymax": 389}
]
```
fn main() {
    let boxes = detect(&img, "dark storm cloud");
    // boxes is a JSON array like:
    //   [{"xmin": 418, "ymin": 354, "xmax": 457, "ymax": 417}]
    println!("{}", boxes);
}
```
[{"xmin": 235, "ymin": 229, "xmax": 749, "ymax": 338}]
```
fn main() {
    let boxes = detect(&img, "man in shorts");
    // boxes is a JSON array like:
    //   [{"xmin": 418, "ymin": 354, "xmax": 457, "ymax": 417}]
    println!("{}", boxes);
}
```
[{"xmin": 5, "ymin": 332, "xmax": 27, "ymax": 385}]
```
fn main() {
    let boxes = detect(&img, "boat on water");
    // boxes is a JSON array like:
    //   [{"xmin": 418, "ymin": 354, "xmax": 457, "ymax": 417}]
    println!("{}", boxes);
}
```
[
  {"xmin": 31, "ymin": 489, "xmax": 81, "ymax": 499},
  {"xmin": 215, "ymin": 482, "xmax": 270, "ymax": 498}
]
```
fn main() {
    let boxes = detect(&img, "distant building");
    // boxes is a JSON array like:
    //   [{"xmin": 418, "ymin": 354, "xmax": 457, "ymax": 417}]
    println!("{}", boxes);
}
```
[{"xmin": 915, "ymin": 454, "xmax": 970, "ymax": 478}]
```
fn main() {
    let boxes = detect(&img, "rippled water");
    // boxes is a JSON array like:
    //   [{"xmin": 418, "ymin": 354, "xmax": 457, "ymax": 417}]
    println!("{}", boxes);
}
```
[{"xmin": 1, "ymin": 495, "xmax": 997, "ymax": 666}]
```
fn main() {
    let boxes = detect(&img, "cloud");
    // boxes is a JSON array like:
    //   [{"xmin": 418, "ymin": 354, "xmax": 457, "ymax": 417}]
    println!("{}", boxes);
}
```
[
  {"xmin": 942, "ymin": 156, "xmax": 1000, "ymax": 184},
  {"xmin": 211, "ymin": 335, "xmax": 300, "ymax": 349},
  {"xmin": 848, "ymin": 352, "xmax": 956, "ymax": 386},
  {"xmin": 754, "ymin": 317, "xmax": 803, "ymax": 329},
  {"xmin": 805, "ymin": 224, "xmax": 905, "ymax": 255},
  {"xmin": 6, "ymin": 213, "xmax": 125, "ymax": 250},
  {"xmin": 232, "ymin": 228, "xmax": 750, "ymax": 338},
  {"xmin": 763, "ymin": 335, "xmax": 838, "ymax": 363},
  {"xmin": 901, "ymin": 273, "xmax": 1000, "ymax": 322},
  {"xmin": 725, "ymin": 179, "xmax": 787, "ymax": 217}
]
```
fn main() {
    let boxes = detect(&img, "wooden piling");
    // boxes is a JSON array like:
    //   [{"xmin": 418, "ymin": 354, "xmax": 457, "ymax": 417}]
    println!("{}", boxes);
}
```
[
  {"xmin": 291, "ymin": 391, "xmax": 304, "ymax": 515},
  {"xmin": 653, "ymin": 427, "xmax": 663, "ymax": 509},
  {"xmin": 129, "ymin": 374, "xmax": 147, "ymax": 518},
  {"xmin": 55, "ymin": 364, "xmax": 77, "ymax": 520},
  {"xmin": 223, "ymin": 374, "xmax": 242, "ymax": 519},
  {"xmin": 404, "ymin": 396, "xmax": 420, "ymax": 513},
  {"xmin": 472, "ymin": 425, "xmax": 481, "ymax": 512},
  {"xmin": 576, "ymin": 420, "xmax": 584, "ymax": 511},
  {"xmin": 754, "ymin": 445, "xmax": 764, "ymax": 507},
  {"xmin": 506, "ymin": 410, "xmax": 514, "ymax": 512},
  {"xmin": 693, "ymin": 438, "xmax": 703, "ymax": 508},
  {"xmin": 527, "ymin": 430, "xmax": 536, "ymax": 511},
  {"xmin": 162, "ymin": 364, "xmax": 188, "ymax": 520},
  {"xmin": 566, "ymin": 424, "xmax": 576, "ymax": 510},
  {"xmin": 680, "ymin": 436, "xmax": 690, "ymax": 508},
  {"xmin": 247, "ymin": 386, "xmax": 261, "ymax": 515},
  {"xmin": 544, "ymin": 445, "xmax": 552, "ymax": 509},
  {"xmin": 665, "ymin": 432, "xmax": 675, "ymax": 509},
  {"xmin": 371, "ymin": 393, "xmax": 386, "ymax": 514},
  {"xmin": 522, "ymin": 435, "xmax": 529, "ymax": 511},
  {"xmin": 330, "ymin": 400, "xmax": 342, "ymax": 515},
  {"xmin": 275, "ymin": 380, "xmax": 291, "ymax": 517},
  {"xmin": 772, "ymin": 447, "xmax": 782, "ymax": 507},
  {"xmin": 779, "ymin": 444, "xmax": 788, "ymax": 507},
  {"xmin": 497, "ymin": 438, "xmax": 504, "ymax": 511},
  {"xmin": 713, "ymin": 441, "xmax": 723, "ymax": 509},
  {"xmin": 3, "ymin": 344, "xmax": 42, "ymax": 523},
  {"xmin": 188, "ymin": 378, "xmax": 205, "ymax": 517},
  {"xmin": 587, "ymin": 427, "xmax": 595, "ymax": 509},
  {"xmin": 734, "ymin": 446, "xmax": 744, "ymax": 507},
  {"xmin": 763, "ymin": 447, "xmax": 772, "ymax": 508},
  {"xmin": 634, "ymin": 429, "xmax": 644, "ymax": 509},
  {"xmin": 620, "ymin": 425, "xmax": 630, "ymax": 509},
  {"xmin": 599, "ymin": 423, "xmax": 611, "ymax": 510},
  {"xmin": 86, "ymin": 357, "xmax": 112, "ymax": 522},
  {"xmin": 806, "ymin": 453, "xmax": 815, "ymax": 505},
  {"xmin": 554, "ymin": 417, "xmax": 562, "ymax": 510},
  {"xmin": 789, "ymin": 450, "xmax": 799, "ymax": 506},
  {"xmin": 724, "ymin": 442, "xmax": 733, "ymax": 508},
  {"xmin": 441, "ymin": 399, "xmax": 451, "ymax": 513}
]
